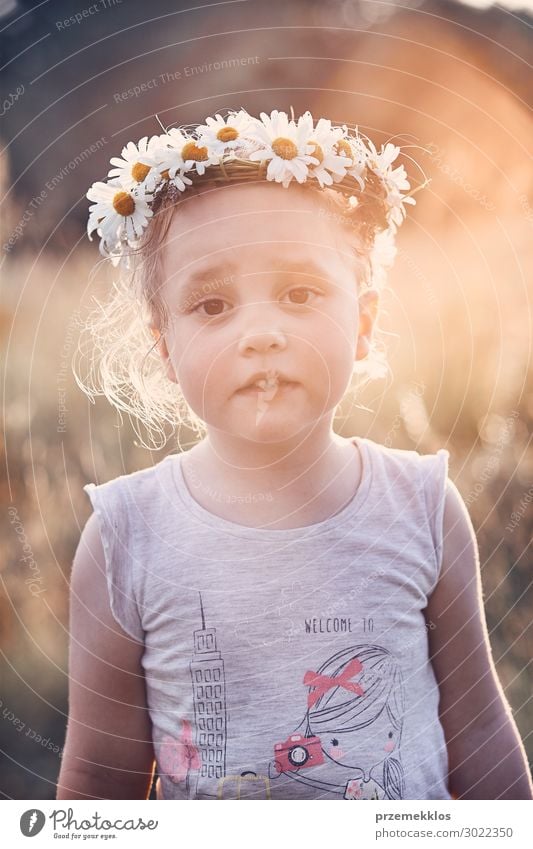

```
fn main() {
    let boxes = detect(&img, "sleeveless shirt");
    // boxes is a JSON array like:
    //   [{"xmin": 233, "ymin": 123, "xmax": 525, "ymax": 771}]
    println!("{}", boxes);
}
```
[{"xmin": 83, "ymin": 436, "xmax": 452, "ymax": 800}]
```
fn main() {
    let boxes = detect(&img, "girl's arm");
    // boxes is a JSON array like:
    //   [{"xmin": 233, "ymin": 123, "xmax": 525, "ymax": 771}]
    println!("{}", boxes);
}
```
[
  {"xmin": 57, "ymin": 513, "xmax": 156, "ymax": 800},
  {"xmin": 426, "ymin": 480, "xmax": 533, "ymax": 800}
]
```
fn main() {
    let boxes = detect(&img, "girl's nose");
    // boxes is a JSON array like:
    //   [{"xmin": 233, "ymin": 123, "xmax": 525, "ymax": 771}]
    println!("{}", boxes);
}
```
[{"xmin": 237, "ymin": 329, "xmax": 287, "ymax": 357}]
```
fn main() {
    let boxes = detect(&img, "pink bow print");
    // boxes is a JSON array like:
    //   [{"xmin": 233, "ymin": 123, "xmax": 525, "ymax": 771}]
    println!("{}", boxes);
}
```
[{"xmin": 304, "ymin": 658, "xmax": 365, "ymax": 708}]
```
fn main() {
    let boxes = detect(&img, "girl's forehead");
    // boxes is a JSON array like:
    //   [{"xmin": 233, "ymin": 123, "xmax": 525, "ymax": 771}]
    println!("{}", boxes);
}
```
[
  {"xmin": 162, "ymin": 183, "xmax": 359, "ymax": 272},
  {"xmin": 171, "ymin": 180, "xmax": 328, "ymax": 223}
]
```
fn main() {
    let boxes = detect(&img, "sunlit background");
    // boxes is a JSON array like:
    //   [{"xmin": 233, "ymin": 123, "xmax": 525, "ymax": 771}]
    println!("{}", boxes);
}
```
[{"xmin": 1, "ymin": 0, "xmax": 532, "ymax": 798}]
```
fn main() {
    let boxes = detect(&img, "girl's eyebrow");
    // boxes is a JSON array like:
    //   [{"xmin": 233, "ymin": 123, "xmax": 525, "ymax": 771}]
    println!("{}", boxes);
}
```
[
  {"xmin": 271, "ymin": 259, "xmax": 331, "ymax": 279},
  {"xmin": 177, "ymin": 260, "xmax": 238, "ymax": 296},
  {"xmin": 177, "ymin": 257, "xmax": 333, "ymax": 301}
]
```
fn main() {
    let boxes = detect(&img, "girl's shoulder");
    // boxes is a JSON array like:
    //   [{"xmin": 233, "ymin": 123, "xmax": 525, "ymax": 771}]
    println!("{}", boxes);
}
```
[
  {"xmin": 360, "ymin": 435, "xmax": 450, "ymax": 484},
  {"xmin": 81, "ymin": 454, "xmax": 181, "ymax": 642},
  {"xmin": 83, "ymin": 453, "xmax": 177, "ymax": 498},
  {"xmin": 360, "ymin": 436, "xmax": 451, "ymax": 551},
  {"xmin": 82, "ymin": 453, "xmax": 179, "ymax": 530}
]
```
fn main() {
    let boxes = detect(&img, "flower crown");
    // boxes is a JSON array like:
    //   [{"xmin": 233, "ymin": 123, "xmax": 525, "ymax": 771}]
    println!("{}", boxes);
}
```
[{"xmin": 86, "ymin": 108, "xmax": 419, "ymax": 266}]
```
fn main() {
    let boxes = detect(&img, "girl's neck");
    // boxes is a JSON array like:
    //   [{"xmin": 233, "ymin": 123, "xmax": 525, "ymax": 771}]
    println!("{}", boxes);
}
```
[
  {"xmin": 180, "ymin": 420, "xmax": 363, "ymax": 529},
  {"xmin": 195, "ymin": 415, "xmax": 342, "ymax": 477}
]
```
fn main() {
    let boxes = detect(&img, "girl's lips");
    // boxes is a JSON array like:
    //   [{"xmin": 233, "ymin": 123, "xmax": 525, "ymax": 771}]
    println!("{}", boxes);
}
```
[{"xmin": 235, "ymin": 380, "xmax": 299, "ymax": 396}]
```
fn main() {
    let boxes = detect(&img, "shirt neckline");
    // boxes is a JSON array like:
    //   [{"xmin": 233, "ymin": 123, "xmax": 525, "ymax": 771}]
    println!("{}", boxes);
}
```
[{"xmin": 167, "ymin": 435, "xmax": 373, "ymax": 540}]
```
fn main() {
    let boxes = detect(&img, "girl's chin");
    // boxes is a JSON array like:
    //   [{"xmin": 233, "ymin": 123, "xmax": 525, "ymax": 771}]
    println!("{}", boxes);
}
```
[
  {"xmin": 229, "ymin": 420, "xmax": 311, "ymax": 445},
  {"xmin": 203, "ymin": 411, "xmax": 318, "ymax": 445}
]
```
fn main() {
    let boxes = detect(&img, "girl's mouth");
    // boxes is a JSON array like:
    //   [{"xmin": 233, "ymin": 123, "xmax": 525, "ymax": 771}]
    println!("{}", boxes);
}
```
[{"xmin": 236, "ymin": 379, "xmax": 298, "ymax": 396}]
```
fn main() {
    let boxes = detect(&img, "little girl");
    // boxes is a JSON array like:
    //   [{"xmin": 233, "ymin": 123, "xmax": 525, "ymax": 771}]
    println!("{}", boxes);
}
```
[{"xmin": 57, "ymin": 109, "xmax": 532, "ymax": 801}]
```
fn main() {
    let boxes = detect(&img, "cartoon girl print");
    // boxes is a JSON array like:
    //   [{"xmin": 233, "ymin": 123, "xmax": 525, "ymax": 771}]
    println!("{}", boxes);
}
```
[{"xmin": 269, "ymin": 644, "xmax": 406, "ymax": 800}]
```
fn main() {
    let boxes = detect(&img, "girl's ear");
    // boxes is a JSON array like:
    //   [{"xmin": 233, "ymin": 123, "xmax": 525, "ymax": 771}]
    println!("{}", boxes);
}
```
[
  {"xmin": 149, "ymin": 326, "xmax": 178, "ymax": 384},
  {"xmin": 355, "ymin": 288, "xmax": 380, "ymax": 361}
]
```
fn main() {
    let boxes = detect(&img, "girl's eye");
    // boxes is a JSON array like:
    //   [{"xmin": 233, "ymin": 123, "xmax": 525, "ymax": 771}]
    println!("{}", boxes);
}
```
[
  {"xmin": 331, "ymin": 738, "xmax": 339, "ymax": 746},
  {"xmin": 190, "ymin": 287, "xmax": 321, "ymax": 315},
  {"xmin": 194, "ymin": 298, "xmax": 228, "ymax": 317},
  {"xmin": 285, "ymin": 287, "xmax": 319, "ymax": 305},
  {"xmin": 388, "ymin": 731, "xmax": 393, "ymax": 739}
]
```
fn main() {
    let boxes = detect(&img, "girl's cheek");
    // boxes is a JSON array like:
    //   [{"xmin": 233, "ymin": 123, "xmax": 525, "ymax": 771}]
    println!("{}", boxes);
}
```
[
  {"xmin": 384, "ymin": 740, "xmax": 395, "ymax": 753},
  {"xmin": 329, "ymin": 745, "xmax": 345, "ymax": 759}
]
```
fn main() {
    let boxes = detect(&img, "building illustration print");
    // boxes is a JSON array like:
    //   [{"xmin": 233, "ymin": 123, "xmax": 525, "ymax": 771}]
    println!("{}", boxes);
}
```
[{"xmin": 190, "ymin": 592, "xmax": 228, "ymax": 795}]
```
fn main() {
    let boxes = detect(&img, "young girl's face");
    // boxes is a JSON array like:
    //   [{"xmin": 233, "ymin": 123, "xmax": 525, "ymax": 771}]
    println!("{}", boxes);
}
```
[
  {"xmin": 155, "ymin": 183, "xmax": 378, "ymax": 444},
  {"xmin": 322, "ymin": 706, "xmax": 399, "ymax": 771}
]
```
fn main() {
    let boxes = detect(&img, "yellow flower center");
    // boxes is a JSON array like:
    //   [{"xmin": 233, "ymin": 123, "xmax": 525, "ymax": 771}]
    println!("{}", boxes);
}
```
[
  {"xmin": 271, "ymin": 137, "xmax": 298, "ymax": 160},
  {"xmin": 309, "ymin": 141, "xmax": 324, "ymax": 164},
  {"xmin": 217, "ymin": 126, "xmax": 239, "ymax": 142},
  {"xmin": 112, "ymin": 191, "xmax": 135, "ymax": 217},
  {"xmin": 182, "ymin": 142, "xmax": 209, "ymax": 162},
  {"xmin": 160, "ymin": 169, "xmax": 170, "ymax": 180},
  {"xmin": 131, "ymin": 162, "xmax": 151, "ymax": 182},
  {"xmin": 335, "ymin": 139, "xmax": 352, "ymax": 158}
]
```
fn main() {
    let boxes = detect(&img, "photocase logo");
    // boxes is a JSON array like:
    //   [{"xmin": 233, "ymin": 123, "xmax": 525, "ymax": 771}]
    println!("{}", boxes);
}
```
[{"xmin": 20, "ymin": 809, "xmax": 46, "ymax": 836}]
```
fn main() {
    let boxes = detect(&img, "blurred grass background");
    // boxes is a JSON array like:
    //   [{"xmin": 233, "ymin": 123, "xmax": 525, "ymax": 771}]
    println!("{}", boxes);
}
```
[{"xmin": 1, "ymin": 0, "xmax": 532, "ymax": 798}]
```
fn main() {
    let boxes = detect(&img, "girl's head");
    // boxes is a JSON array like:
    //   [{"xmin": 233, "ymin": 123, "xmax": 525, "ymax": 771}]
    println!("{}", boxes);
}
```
[
  {"xmin": 305, "ymin": 645, "xmax": 404, "ymax": 771},
  {"xmin": 147, "ymin": 180, "xmax": 381, "ymax": 445},
  {"xmin": 78, "ymin": 110, "xmax": 419, "ymax": 448}
]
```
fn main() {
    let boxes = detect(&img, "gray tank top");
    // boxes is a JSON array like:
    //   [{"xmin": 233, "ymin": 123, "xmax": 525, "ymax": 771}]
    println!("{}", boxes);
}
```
[{"xmin": 84, "ymin": 436, "xmax": 452, "ymax": 800}]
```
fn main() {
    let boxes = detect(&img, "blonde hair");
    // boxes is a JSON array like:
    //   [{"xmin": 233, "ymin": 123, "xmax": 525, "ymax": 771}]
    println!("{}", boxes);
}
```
[{"xmin": 74, "ymin": 170, "xmax": 394, "ymax": 449}]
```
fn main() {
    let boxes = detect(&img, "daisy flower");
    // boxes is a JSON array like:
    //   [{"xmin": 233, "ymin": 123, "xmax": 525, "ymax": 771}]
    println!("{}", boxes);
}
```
[
  {"xmin": 345, "ymin": 136, "xmax": 368, "ymax": 190},
  {"xmin": 107, "ymin": 136, "xmax": 162, "ymax": 192},
  {"xmin": 296, "ymin": 112, "xmax": 354, "ymax": 188},
  {"xmin": 366, "ymin": 141, "xmax": 415, "ymax": 226},
  {"xmin": 86, "ymin": 180, "xmax": 153, "ymax": 256},
  {"xmin": 151, "ymin": 132, "xmax": 194, "ymax": 193},
  {"xmin": 246, "ymin": 110, "xmax": 319, "ymax": 188},
  {"xmin": 196, "ymin": 109, "xmax": 255, "ymax": 157},
  {"xmin": 328, "ymin": 132, "xmax": 367, "ymax": 191},
  {"xmin": 365, "ymin": 141, "xmax": 401, "ymax": 180},
  {"xmin": 158, "ymin": 127, "xmax": 219, "ymax": 178},
  {"xmin": 386, "ymin": 177, "xmax": 416, "ymax": 226}
]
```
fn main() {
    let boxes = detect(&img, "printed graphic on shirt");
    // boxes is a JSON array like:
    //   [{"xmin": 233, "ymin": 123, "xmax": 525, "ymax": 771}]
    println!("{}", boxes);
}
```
[
  {"xmin": 157, "ymin": 596, "xmax": 405, "ymax": 800},
  {"xmin": 157, "ymin": 593, "xmax": 228, "ymax": 798},
  {"xmin": 266, "ymin": 644, "xmax": 406, "ymax": 799},
  {"xmin": 217, "ymin": 771, "xmax": 273, "ymax": 799},
  {"xmin": 158, "ymin": 720, "xmax": 201, "ymax": 796},
  {"xmin": 189, "ymin": 593, "xmax": 228, "ymax": 796}
]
